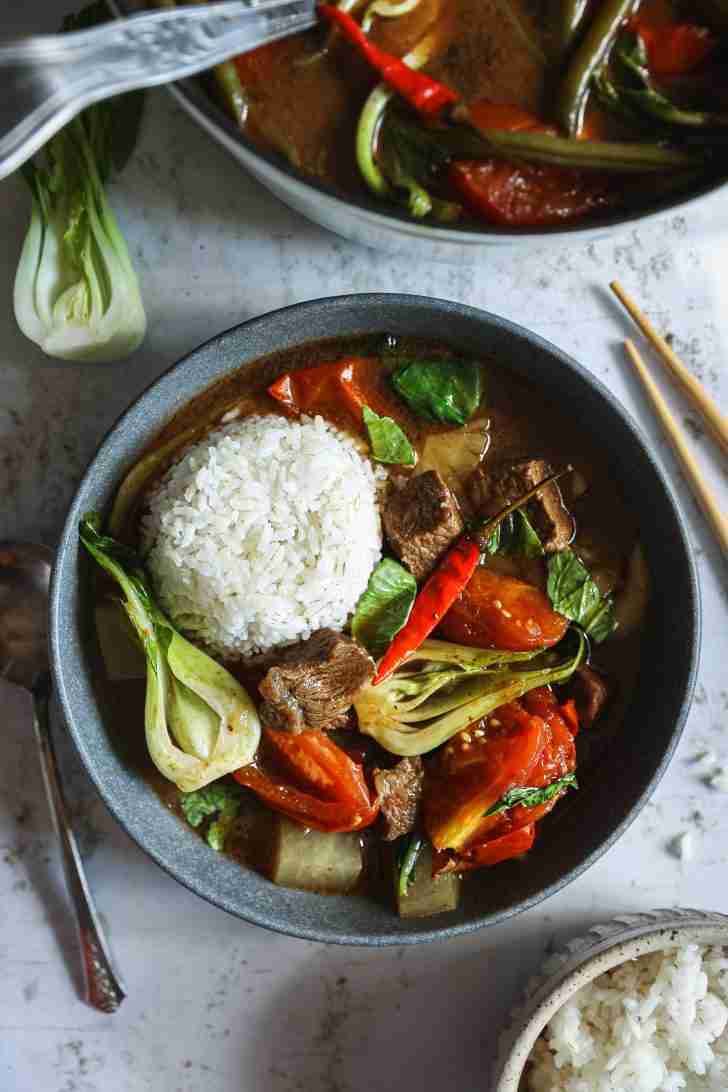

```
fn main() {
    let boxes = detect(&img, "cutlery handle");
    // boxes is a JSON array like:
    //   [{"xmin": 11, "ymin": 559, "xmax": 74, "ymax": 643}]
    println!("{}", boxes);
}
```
[
  {"xmin": 0, "ymin": 0, "xmax": 316, "ymax": 180},
  {"xmin": 32, "ymin": 687, "xmax": 126, "ymax": 1013}
]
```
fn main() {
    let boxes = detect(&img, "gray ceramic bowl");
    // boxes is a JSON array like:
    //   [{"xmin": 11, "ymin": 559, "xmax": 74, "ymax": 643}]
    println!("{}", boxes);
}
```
[
  {"xmin": 111, "ymin": 2, "xmax": 727, "ymax": 260},
  {"xmin": 493, "ymin": 908, "xmax": 728, "ymax": 1090},
  {"xmin": 50, "ymin": 294, "xmax": 699, "ymax": 945}
]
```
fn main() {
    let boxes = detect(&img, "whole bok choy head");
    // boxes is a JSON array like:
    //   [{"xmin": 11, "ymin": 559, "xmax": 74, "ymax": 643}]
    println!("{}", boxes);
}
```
[
  {"xmin": 354, "ymin": 634, "xmax": 583, "ymax": 756},
  {"xmin": 14, "ymin": 5, "xmax": 146, "ymax": 364},
  {"xmin": 79, "ymin": 515, "xmax": 260, "ymax": 792}
]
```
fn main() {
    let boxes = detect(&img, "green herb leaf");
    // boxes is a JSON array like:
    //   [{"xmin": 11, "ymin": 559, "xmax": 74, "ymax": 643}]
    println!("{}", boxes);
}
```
[
  {"xmin": 547, "ymin": 548, "xmax": 616, "ymax": 643},
  {"xmin": 487, "ymin": 510, "xmax": 544, "ymax": 559},
  {"xmin": 179, "ymin": 783, "xmax": 242, "ymax": 851},
  {"xmin": 397, "ymin": 834, "xmax": 424, "ymax": 897},
  {"xmin": 484, "ymin": 773, "xmax": 578, "ymax": 817},
  {"xmin": 378, "ymin": 112, "xmax": 462, "ymax": 222},
  {"xmin": 351, "ymin": 559, "xmax": 417, "ymax": 658},
  {"xmin": 391, "ymin": 358, "xmax": 483, "ymax": 426},
  {"xmin": 362, "ymin": 405, "xmax": 416, "ymax": 466}
]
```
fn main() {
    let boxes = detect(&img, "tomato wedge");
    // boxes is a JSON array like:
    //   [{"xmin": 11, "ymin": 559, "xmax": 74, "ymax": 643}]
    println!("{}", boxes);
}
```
[
  {"xmin": 434, "ymin": 824, "xmax": 536, "ymax": 874},
  {"xmin": 234, "ymin": 729, "xmax": 379, "ymax": 833},
  {"xmin": 424, "ymin": 701, "xmax": 546, "ymax": 851},
  {"xmin": 632, "ymin": 22, "xmax": 716, "ymax": 76},
  {"xmin": 466, "ymin": 101, "xmax": 549, "ymax": 134},
  {"xmin": 268, "ymin": 357, "xmax": 398, "ymax": 429},
  {"xmin": 448, "ymin": 160, "xmax": 610, "ymax": 228},
  {"xmin": 438, "ymin": 567, "xmax": 569, "ymax": 651}
]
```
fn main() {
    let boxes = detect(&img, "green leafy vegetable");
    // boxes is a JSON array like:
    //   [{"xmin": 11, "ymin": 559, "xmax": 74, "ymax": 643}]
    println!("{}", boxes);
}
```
[
  {"xmin": 594, "ymin": 30, "xmax": 728, "ymax": 131},
  {"xmin": 362, "ymin": 406, "xmax": 416, "ymax": 466},
  {"xmin": 397, "ymin": 834, "xmax": 424, "ymax": 897},
  {"xmin": 377, "ymin": 112, "xmax": 461, "ymax": 221},
  {"xmin": 547, "ymin": 548, "xmax": 616, "ymax": 643},
  {"xmin": 355, "ymin": 633, "xmax": 584, "ymax": 755},
  {"xmin": 391, "ymin": 357, "xmax": 483, "ymax": 426},
  {"xmin": 14, "ymin": 5, "xmax": 146, "ymax": 363},
  {"xmin": 180, "ymin": 782, "xmax": 242, "ymax": 851},
  {"xmin": 485, "ymin": 510, "xmax": 544, "ymax": 558},
  {"xmin": 484, "ymin": 773, "xmax": 578, "ymax": 817},
  {"xmin": 351, "ymin": 558, "xmax": 417, "ymax": 657},
  {"xmin": 80, "ymin": 514, "xmax": 260, "ymax": 791}
]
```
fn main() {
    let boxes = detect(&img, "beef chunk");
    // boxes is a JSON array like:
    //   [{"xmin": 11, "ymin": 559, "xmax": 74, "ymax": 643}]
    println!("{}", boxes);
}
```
[
  {"xmin": 372, "ymin": 757, "xmax": 424, "ymax": 840},
  {"xmin": 570, "ymin": 666, "xmax": 611, "ymax": 727},
  {"xmin": 383, "ymin": 470, "xmax": 464, "ymax": 582},
  {"xmin": 467, "ymin": 458, "xmax": 574, "ymax": 553},
  {"xmin": 258, "ymin": 629, "xmax": 374, "ymax": 733}
]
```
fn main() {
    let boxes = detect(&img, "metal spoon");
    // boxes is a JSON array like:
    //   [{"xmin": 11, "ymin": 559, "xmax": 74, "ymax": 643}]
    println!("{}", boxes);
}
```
[
  {"xmin": 0, "ymin": 543, "xmax": 125, "ymax": 1013},
  {"xmin": 0, "ymin": 0, "xmax": 317, "ymax": 181}
]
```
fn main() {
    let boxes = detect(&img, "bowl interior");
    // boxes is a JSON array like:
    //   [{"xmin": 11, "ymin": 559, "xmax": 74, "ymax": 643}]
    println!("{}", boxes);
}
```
[
  {"xmin": 112, "ymin": 0, "xmax": 725, "ymax": 245},
  {"xmin": 50, "ymin": 295, "xmax": 699, "ymax": 944},
  {"xmin": 496, "ymin": 913, "xmax": 728, "ymax": 1092}
]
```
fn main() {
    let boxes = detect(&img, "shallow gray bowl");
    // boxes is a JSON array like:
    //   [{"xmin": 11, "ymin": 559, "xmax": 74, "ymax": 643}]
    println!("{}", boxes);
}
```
[{"xmin": 50, "ymin": 294, "xmax": 699, "ymax": 945}]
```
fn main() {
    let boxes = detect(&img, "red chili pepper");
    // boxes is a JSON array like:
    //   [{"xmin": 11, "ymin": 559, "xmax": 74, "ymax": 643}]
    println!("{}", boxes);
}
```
[
  {"xmin": 372, "ymin": 468, "xmax": 570, "ymax": 685},
  {"xmin": 317, "ymin": 4, "xmax": 458, "ymax": 117},
  {"xmin": 630, "ymin": 21, "xmax": 716, "ymax": 77},
  {"xmin": 372, "ymin": 535, "xmax": 481, "ymax": 685}
]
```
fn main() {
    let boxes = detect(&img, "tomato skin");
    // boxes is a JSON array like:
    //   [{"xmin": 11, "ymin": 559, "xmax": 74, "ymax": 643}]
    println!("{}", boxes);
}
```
[
  {"xmin": 426, "ymin": 687, "xmax": 579, "ymax": 869},
  {"xmin": 438, "ymin": 567, "xmax": 569, "ymax": 651},
  {"xmin": 424, "ymin": 701, "xmax": 547, "ymax": 851},
  {"xmin": 268, "ymin": 357, "xmax": 398, "ymax": 429},
  {"xmin": 234, "ymin": 729, "xmax": 379, "ymax": 833},
  {"xmin": 466, "ymin": 101, "xmax": 549, "ymax": 134},
  {"xmin": 435, "ymin": 824, "xmax": 536, "ymax": 873},
  {"xmin": 632, "ymin": 22, "xmax": 716, "ymax": 76},
  {"xmin": 449, "ymin": 160, "xmax": 610, "ymax": 228}
]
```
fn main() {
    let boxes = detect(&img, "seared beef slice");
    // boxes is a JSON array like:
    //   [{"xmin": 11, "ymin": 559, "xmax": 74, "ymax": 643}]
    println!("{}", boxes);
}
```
[
  {"xmin": 383, "ymin": 470, "xmax": 464, "ymax": 582},
  {"xmin": 373, "ymin": 757, "xmax": 424, "ymax": 840},
  {"xmin": 259, "ymin": 629, "xmax": 374, "ymax": 732},
  {"xmin": 467, "ymin": 458, "xmax": 573, "ymax": 552},
  {"xmin": 570, "ymin": 665, "xmax": 611, "ymax": 727}
]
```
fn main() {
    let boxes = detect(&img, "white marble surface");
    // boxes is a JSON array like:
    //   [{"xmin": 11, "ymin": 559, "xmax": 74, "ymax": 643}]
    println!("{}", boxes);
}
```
[{"xmin": 1, "ymin": 5, "xmax": 728, "ymax": 1090}]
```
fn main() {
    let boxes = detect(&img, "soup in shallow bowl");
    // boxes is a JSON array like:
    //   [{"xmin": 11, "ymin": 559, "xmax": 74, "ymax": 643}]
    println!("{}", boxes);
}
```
[{"xmin": 51, "ymin": 295, "xmax": 698, "ymax": 943}]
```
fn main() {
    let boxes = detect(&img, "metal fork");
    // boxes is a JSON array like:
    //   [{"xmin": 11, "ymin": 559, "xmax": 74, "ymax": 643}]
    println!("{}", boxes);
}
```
[{"xmin": 0, "ymin": 0, "xmax": 317, "ymax": 182}]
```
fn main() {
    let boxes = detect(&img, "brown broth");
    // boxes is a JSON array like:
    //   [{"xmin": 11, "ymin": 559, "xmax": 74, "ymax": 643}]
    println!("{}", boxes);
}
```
[{"xmin": 95, "ymin": 335, "xmax": 643, "ymax": 903}]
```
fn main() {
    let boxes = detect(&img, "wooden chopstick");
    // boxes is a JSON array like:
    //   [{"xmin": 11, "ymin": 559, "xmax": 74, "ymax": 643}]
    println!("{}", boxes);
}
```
[
  {"xmin": 611, "ymin": 280, "xmax": 728, "ymax": 458},
  {"xmin": 624, "ymin": 339, "xmax": 728, "ymax": 559}
]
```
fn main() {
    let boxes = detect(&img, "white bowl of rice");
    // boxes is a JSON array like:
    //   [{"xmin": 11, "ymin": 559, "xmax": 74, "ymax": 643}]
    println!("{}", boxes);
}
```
[{"xmin": 494, "ymin": 909, "xmax": 728, "ymax": 1092}]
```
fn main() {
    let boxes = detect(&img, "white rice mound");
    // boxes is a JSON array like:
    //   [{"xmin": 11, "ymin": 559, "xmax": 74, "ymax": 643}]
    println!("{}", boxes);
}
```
[
  {"xmin": 142, "ymin": 414, "xmax": 384, "ymax": 657},
  {"xmin": 528, "ymin": 944, "xmax": 728, "ymax": 1092}
]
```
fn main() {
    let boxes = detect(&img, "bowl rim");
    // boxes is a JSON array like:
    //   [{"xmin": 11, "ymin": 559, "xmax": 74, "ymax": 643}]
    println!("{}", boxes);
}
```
[
  {"xmin": 109, "ymin": 0, "xmax": 726, "ymax": 246},
  {"xmin": 494, "ymin": 908, "xmax": 728, "ymax": 1091},
  {"xmin": 49, "ymin": 293, "xmax": 700, "ymax": 944}
]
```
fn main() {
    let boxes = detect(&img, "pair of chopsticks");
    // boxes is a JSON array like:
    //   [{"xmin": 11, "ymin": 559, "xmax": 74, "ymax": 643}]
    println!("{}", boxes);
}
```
[{"xmin": 610, "ymin": 281, "xmax": 728, "ymax": 559}]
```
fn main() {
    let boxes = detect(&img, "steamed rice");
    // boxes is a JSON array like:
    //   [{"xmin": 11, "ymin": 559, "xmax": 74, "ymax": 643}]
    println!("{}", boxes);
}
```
[
  {"xmin": 527, "ymin": 945, "xmax": 728, "ymax": 1092},
  {"xmin": 142, "ymin": 414, "xmax": 384, "ymax": 657}
]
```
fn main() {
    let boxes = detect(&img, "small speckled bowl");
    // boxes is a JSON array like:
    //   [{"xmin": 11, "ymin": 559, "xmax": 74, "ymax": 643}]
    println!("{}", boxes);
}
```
[
  {"xmin": 50, "ymin": 295, "xmax": 700, "ymax": 945},
  {"xmin": 493, "ymin": 908, "xmax": 728, "ymax": 1091}
]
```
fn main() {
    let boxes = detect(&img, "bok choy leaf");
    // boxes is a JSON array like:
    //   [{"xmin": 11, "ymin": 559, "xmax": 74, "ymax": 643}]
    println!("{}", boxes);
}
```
[
  {"xmin": 80, "ymin": 514, "xmax": 260, "ymax": 792},
  {"xmin": 354, "ymin": 634, "xmax": 584, "ymax": 756},
  {"xmin": 14, "ymin": 5, "xmax": 146, "ymax": 363}
]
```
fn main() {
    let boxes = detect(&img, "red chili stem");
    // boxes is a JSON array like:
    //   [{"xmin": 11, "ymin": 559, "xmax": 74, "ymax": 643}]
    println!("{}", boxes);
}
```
[{"xmin": 317, "ymin": 4, "xmax": 457, "ymax": 117}]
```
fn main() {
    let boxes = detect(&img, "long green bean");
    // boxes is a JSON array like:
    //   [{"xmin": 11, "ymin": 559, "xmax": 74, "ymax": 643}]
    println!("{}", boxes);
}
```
[
  {"xmin": 455, "ymin": 127, "xmax": 699, "ymax": 171},
  {"xmin": 556, "ymin": 0, "xmax": 639, "ymax": 136}
]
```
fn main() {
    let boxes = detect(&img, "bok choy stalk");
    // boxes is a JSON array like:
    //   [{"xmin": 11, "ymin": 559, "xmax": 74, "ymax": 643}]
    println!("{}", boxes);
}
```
[
  {"xmin": 354, "ymin": 634, "xmax": 584, "ymax": 756},
  {"xmin": 79, "ymin": 515, "xmax": 260, "ymax": 791},
  {"xmin": 14, "ymin": 6, "xmax": 146, "ymax": 363}
]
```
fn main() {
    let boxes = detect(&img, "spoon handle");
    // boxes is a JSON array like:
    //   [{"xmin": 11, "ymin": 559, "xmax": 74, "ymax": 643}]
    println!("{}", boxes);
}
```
[
  {"xmin": 0, "ymin": 0, "xmax": 317, "ymax": 180},
  {"xmin": 32, "ymin": 688, "xmax": 126, "ymax": 1013}
]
